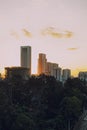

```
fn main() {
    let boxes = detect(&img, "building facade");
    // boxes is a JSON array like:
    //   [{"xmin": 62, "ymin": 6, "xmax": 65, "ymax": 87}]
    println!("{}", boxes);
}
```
[
  {"xmin": 5, "ymin": 67, "xmax": 30, "ymax": 80},
  {"xmin": 62, "ymin": 69, "xmax": 71, "ymax": 82},
  {"xmin": 38, "ymin": 53, "xmax": 47, "ymax": 75},
  {"xmin": 78, "ymin": 72, "xmax": 87, "ymax": 82},
  {"xmin": 54, "ymin": 67, "xmax": 62, "ymax": 81},
  {"xmin": 37, "ymin": 53, "xmax": 62, "ymax": 81},
  {"xmin": 21, "ymin": 46, "xmax": 31, "ymax": 75},
  {"xmin": 46, "ymin": 62, "xmax": 58, "ymax": 76}
]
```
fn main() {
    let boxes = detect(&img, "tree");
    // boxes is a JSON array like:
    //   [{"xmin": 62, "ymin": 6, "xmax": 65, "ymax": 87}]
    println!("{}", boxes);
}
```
[{"xmin": 59, "ymin": 96, "xmax": 82, "ymax": 130}]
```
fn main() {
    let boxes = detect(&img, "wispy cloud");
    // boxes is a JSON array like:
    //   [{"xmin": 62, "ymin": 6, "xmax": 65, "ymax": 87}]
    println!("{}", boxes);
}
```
[
  {"xmin": 64, "ymin": 31, "xmax": 73, "ymax": 38},
  {"xmin": 41, "ymin": 27, "xmax": 73, "ymax": 38},
  {"xmin": 68, "ymin": 48, "xmax": 78, "ymax": 51},
  {"xmin": 10, "ymin": 31, "xmax": 20, "ymax": 40},
  {"xmin": 22, "ymin": 29, "xmax": 32, "ymax": 38}
]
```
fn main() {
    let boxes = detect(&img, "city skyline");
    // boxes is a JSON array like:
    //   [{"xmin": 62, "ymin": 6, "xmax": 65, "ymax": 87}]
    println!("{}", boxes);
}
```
[
  {"xmin": 1, "ymin": 45, "xmax": 86, "ymax": 78},
  {"xmin": 0, "ymin": 0, "xmax": 87, "ymax": 76}
]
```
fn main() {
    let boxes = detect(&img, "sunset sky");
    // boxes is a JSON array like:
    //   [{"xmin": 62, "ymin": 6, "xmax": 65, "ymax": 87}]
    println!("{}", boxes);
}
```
[{"xmin": 0, "ymin": 0, "xmax": 87, "ymax": 76}]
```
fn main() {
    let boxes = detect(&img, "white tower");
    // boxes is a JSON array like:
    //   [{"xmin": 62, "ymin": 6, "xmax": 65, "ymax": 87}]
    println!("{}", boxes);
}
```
[{"xmin": 21, "ymin": 46, "xmax": 31, "ymax": 75}]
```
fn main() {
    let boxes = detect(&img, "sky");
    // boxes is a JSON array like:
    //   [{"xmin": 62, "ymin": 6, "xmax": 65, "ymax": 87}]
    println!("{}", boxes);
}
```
[{"xmin": 0, "ymin": 0, "xmax": 87, "ymax": 76}]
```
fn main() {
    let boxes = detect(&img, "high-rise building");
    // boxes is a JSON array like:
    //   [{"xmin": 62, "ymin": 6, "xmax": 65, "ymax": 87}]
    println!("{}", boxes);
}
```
[
  {"xmin": 78, "ymin": 72, "xmax": 87, "ymax": 81},
  {"xmin": 46, "ymin": 62, "xmax": 58, "ymax": 76},
  {"xmin": 52, "ymin": 63, "xmax": 58, "ymax": 77},
  {"xmin": 46, "ymin": 62, "xmax": 62, "ymax": 81},
  {"xmin": 38, "ymin": 53, "xmax": 47, "ymax": 75},
  {"xmin": 38, "ymin": 54, "xmax": 61, "ymax": 80},
  {"xmin": 46, "ymin": 62, "xmax": 52, "ymax": 75},
  {"xmin": 54, "ymin": 67, "xmax": 62, "ymax": 81},
  {"xmin": 21, "ymin": 46, "xmax": 31, "ymax": 75},
  {"xmin": 62, "ymin": 69, "xmax": 71, "ymax": 82}
]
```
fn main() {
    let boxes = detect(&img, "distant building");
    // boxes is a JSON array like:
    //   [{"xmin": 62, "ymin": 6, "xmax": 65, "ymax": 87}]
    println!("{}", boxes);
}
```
[
  {"xmin": 78, "ymin": 72, "xmax": 87, "ymax": 82},
  {"xmin": 46, "ymin": 62, "xmax": 62, "ymax": 81},
  {"xmin": 37, "ymin": 53, "xmax": 62, "ymax": 81},
  {"xmin": 38, "ymin": 53, "xmax": 47, "ymax": 75},
  {"xmin": 37, "ymin": 53, "xmax": 69, "ymax": 82},
  {"xmin": 62, "ymin": 69, "xmax": 71, "ymax": 82},
  {"xmin": 5, "ymin": 67, "xmax": 30, "ymax": 80},
  {"xmin": 51, "ymin": 63, "xmax": 58, "ymax": 76},
  {"xmin": 46, "ymin": 62, "xmax": 58, "ymax": 75},
  {"xmin": 46, "ymin": 62, "xmax": 52, "ymax": 75},
  {"xmin": 21, "ymin": 46, "xmax": 31, "ymax": 75},
  {"xmin": 54, "ymin": 67, "xmax": 62, "ymax": 81}
]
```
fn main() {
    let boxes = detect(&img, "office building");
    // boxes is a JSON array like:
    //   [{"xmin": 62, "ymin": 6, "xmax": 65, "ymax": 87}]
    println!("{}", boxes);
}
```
[
  {"xmin": 52, "ymin": 63, "xmax": 59, "ymax": 77},
  {"xmin": 5, "ymin": 67, "xmax": 30, "ymax": 80},
  {"xmin": 46, "ymin": 62, "xmax": 58, "ymax": 75},
  {"xmin": 62, "ymin": 69, "xmax": 71, "ymax": 82},
  {"xmin": 21, "ymin": 46, "xmax": 31, "ymax": 75},
  {"xmin": 37, "ymin": 53, "xmax": 62, "ymax": 80},
  {"xmin": 38, "ymin": 53, "xmax": 47, "ymax": 75},
  {"xmin": 46, "ymin": 62, "xmax": 62, "ymax": 81},
  {"xmin": 46, "ymin": 62, "xmax": 52, "ymax": 75},
  {"xmin": 54, "ymin": 67, "xmax": 62, "ymax": 81},
  {"xmin": 78, "ymin": 72, "xmax": 87, "ymax": 81}
]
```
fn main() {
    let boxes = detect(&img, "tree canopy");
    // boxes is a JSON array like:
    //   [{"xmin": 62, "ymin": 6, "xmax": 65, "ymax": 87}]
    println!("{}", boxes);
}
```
[{"xmin": 0, "ymin": 75, "xmax": 87, "ymax": 130}]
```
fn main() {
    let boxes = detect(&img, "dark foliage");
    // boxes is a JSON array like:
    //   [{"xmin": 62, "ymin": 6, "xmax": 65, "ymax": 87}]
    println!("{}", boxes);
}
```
[{"xmin": 0, "ymin": 75, "xmax": 86, "ymax": 130}]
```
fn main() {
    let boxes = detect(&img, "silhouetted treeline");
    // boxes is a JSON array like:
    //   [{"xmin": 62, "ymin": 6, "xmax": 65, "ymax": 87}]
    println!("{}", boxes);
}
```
[{"xmin": 0, "ymin": 74, "xmax": 87, "ymax": 130}]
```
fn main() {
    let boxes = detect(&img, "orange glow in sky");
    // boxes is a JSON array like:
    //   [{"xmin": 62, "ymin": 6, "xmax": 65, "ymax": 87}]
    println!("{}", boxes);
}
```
[{"xmin": 0, "ymin": 0, "xmax": 87, "ymax": 77}]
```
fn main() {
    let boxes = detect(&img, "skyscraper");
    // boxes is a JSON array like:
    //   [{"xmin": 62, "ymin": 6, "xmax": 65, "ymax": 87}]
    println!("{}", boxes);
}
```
[
  {"xmin": 62, "ymin": 69, "xmax": 71, "ymax": 82},
  {"xmin": 46, "ymin": 62, "xmax": 62, "ymax": 81},
  {"xmin": 78, "ymin": 71, "xmax": 87, "ymax": 81},
  {"xmin": 53, "ymin": 67, "xmax": 62, "ymax": 81},
  {"xmin": 21, "ymin": 46, "xmax": 31, "ymax": 75},
  {"xmin": 46, "ymin": 62, "xmax": 58, "ymax": 76},
  {"xmin": 38, "ymin": 53, "xmax": 47, "ymax": 75}
]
